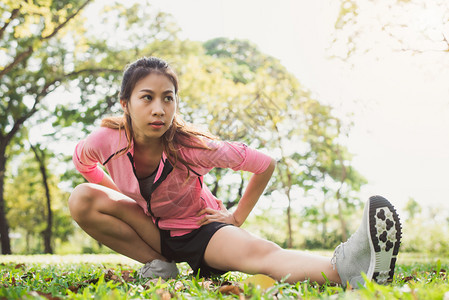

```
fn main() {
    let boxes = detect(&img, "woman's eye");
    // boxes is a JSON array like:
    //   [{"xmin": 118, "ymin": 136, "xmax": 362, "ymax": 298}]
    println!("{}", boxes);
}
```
[
  {"xmin": 164, "ymin": 96, "xmax": 174, "ymax": 102},
  {"xmin": 143, "ymin": 95, "xmax": 152, "ymax": 101}
]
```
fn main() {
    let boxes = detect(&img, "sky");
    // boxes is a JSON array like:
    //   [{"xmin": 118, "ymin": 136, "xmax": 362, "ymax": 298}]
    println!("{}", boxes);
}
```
[{"xmin": 84, "ymin": 0, "xmax": 449, "ymax": 213}]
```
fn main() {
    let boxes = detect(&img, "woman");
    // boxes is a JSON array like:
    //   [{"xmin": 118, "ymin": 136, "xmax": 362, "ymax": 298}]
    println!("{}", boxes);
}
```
[{"xmin": 69, "ymin": 57, "xmax": 401, "ymax": 288}]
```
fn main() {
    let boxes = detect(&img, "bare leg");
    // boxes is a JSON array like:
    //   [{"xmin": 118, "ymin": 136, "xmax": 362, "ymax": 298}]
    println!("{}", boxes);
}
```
[
  {"xmin": 204, "ymin": 226, "xmax": 341, "ymax": 284},
  {"xmin": 68, "ymin": 183, "xmax": 165, "ymax": 263}
]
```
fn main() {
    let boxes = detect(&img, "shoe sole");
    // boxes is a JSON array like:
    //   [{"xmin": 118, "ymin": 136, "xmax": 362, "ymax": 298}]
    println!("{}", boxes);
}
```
[{"xmin": 367, "ymin": 195, "xmax": 402, "ymax": 284}]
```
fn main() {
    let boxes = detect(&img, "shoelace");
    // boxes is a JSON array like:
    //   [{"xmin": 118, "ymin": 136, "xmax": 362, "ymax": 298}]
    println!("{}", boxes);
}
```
[
  {"xmin": 330, "ymin": 232, "xmax": 356, "ymax": 270},
  {"xmin": 331, "ymin": 243, "xmax": 344, "ymax": 270},
  {"xmin": 136, "ymin": 262, "xmax": 151, "ymax": 277}
]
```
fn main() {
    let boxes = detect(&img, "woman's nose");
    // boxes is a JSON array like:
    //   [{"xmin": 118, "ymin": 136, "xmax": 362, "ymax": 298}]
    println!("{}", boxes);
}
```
[{"xmin": 151, "ymin": 99, "xmax": 165, "ymax": 116}]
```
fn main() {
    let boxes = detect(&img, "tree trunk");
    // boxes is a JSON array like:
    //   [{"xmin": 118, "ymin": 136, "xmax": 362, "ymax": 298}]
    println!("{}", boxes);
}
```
[
  {"xmin": 30, "ymin": 144, "xmax": 53, "ymax": 254},
  {"xmin": 321, "ymin": 198, "xmax": 327, "ymax": 245},
  {"xmin": 336, "ymin": 189, "xmax": 348, "ymax": 242},
  {"xmin": 41, "ymin": 162, "xmax": 53, "ymax": 254},
  {"xmin": 335, "ymin": 143, "xmax": 348, "ymax": 242},
  {"xmin": 0, "ymin": 141, "xmax": 12, "ymax": 254},
  {"xmin": 286, "ymin": 172, "xmax": 293, "ymax": 248},
  {"xmin": 211, "ymin": 168, "xmax": 222, "ymax": 197},
  {"xmin": 26, "ymin": 232, "xmax": 30, "ymax": 254},
  {"xmin": 286, "ymin": 198, "xmax": 293, "ymax": 248}
]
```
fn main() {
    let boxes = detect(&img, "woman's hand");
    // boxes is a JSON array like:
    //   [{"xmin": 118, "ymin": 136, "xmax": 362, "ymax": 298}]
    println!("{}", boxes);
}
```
[{"xmin": 197, "ymin": 200, "xmax": 240, "ymax": 227}]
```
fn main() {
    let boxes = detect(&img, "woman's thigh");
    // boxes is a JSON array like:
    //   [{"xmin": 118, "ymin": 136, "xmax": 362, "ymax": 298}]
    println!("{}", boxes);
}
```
[
  {"xmin": 203, "ymin": 225, "xmax": 281, "ymax": 274},
  {"xmin": 69, "ymin": 183, "xmax": 161, "ymax": 252}
]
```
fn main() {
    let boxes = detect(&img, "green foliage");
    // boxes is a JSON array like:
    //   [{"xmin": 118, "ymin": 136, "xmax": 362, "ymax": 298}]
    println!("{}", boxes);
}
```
[
  {"xmin": 0, "ymin": 0, "xmax": 94, "ymax": 254},
  {"xmin": 3, "ymin": 0, "xmax": 367, "ymax": 254},
  {"xmin": 0, "ymin": 0, "xmax": 93, "ymax": 138},
  {"xmin": 5, "ymin": 150, "xmax": 73, "ymax": 253},
  {"xmin": 387, "ymin": 199, "xmax": 449, "ymax": 256},
  {"xmin": 0, "ymin": 254, "xmax": 448, "ymax": 299}
]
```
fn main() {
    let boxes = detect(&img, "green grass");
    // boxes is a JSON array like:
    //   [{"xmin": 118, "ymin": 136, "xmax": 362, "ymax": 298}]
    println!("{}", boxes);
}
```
[{"xmin": 0, "ymin": 253, "xmax": 448, "ymax": 299}]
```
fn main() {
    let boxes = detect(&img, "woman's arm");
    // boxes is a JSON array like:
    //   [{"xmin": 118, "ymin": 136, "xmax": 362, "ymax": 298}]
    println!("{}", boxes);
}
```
[
  {"xmin": 232, "ymin": 157, "xmax": 276, "ymax": 226},
  {"xmin": 197, "ymin": 158, "xmax": 276, "ymax": 226},
  {"xmin": 97, "ymin": 172, "xmax": 121, "ymax": 192}
]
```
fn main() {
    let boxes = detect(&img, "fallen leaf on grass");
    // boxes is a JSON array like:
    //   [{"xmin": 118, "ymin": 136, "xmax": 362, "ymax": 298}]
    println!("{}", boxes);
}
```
[
  {"xmin": 68, "ymin": 285, "xmax": 80, "ymax": 293},
  {"xmin": 198, "ymin": 280, "xmax": 214, "ymax": 290},
  {"xmin": 84, "ymin": 277, "xmax": 99, "ymax": 285},
  {"xmin": 174, "ymin": 281, "xmax": 185, "ymax": 291},
  {"xmin": 401, "ymin": 275, "xmax": 415, "ymax": 283},
  {"xmin": 20, "ymin": 272, "xmax": 34, "ymax": 280},
  {"xmin": 121, "ymin": 270, "xmax": 135, "ymax": 282},
  {"xmin": 144, "ymin": 278, "xmax": 166, "ymax": 288},
  {"xmin": 29, "ymin": 291, "xmax": 61, "ymax": 300},
  {"xmin": 104, "ymin": 269, "xmax": 115, "ymax": 280},
  {"xmin": 219, "ymin": 284, "xmax": 243, "ymax": 295},
  {"xmin": 241, "ymin": 274, "xmax": 276, "ymax": 291},
  {"xmin": 432, "ymin": 269, "xmax": 447, "ymax": 278},
  {"xmin": 155, "ymin": 289, "xmax": 172, "ymax": 300}
]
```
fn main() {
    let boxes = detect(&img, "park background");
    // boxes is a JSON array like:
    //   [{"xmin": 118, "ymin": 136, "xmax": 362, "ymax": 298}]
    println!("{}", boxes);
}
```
[{"xmin": 1, "ymin": 0, "xmax": 449, "ymax": 257}]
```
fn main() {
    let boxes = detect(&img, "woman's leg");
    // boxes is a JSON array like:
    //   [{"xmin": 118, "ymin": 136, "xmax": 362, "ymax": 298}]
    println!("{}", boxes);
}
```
[
  {"xmin": 204, "ymin": 196, "xmax": 401, "ymax": 287},
  {"xmin": 68, "ymin": 183, "xmax": 165, "ymax": 263},
  {"xmin": 203, "ymin": 226, "xmax": 340, "ymax": 284}
]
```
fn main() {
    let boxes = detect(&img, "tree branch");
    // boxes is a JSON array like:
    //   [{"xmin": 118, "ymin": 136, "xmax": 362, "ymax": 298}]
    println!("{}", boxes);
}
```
[
  {"xmin": 5, "ymin": 66, "xmax": 121, "ymax": 144},
  {"xmin": 36, "ymin": 67, "xmax": 122, "ymax": 97},
  {"xmin": 66, "ymin": 67, "xmax": 123, "ymax": 78},
  {"xmin": 41, "ymin": 0, "xmax": 93, "ymax": 40},
  {"xmin": 0, "ymin": 7, "xmax": 21, "ymax": 41},
  {"xmin": 0, "ymin": 0, "xmax": 93, "ymax": 81},
  {"xmin": 5, "ymin": 99, "xmax": 38, "ymax": 144},
  {"xmin": 0, "ymin": 46, "xmax": 33, "ymax": 79}
]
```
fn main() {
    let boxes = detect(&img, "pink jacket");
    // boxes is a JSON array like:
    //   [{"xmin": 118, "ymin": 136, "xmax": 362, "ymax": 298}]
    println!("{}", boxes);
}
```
[{"xmin": 73, "ymin": 127, "xmax": 272, "ymax": 236}]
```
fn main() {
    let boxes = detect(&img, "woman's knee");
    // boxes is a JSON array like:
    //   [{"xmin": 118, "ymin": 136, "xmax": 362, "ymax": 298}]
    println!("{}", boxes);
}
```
[
  {"xmin": 68, "ymin": 183, "xmax": 100, "ymax": 222},
  {"xmin": 245, "ymin": 238, "xmax": 282, "ymax": 261}
]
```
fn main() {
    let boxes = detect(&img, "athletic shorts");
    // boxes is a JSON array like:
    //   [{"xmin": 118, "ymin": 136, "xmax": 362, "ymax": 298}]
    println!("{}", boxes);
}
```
[{"xmin": 160, "ymin": 222, "xmax": 231, "ymax": 277}]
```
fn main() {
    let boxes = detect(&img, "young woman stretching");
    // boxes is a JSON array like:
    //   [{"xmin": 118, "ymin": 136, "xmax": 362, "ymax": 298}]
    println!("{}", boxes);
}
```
[{"xmin": 69, "ymin": 57, "xmax": 402, "ymax": 288}]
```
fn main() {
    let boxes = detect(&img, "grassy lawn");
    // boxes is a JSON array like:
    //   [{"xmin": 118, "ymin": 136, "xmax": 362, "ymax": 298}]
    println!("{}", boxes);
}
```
[{"xmin": 0, "ymin": 252, "xmax": 448, "ymax": 299}]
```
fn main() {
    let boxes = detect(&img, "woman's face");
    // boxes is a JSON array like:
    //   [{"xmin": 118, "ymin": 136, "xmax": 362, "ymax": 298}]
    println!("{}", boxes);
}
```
[{"xmin": 122, "ymin": 72, "xmax": 177, "ymax": 144}]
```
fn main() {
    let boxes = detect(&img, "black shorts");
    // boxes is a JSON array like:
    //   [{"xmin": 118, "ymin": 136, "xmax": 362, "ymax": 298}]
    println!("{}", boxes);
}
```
[{"xmin": 160, "ymin": 222, "xmax": 231, "ymax": 277}]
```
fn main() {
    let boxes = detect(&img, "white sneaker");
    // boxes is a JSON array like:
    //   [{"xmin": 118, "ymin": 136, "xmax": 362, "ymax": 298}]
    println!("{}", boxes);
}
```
[
  {"xmin": 331, "ymin": 195, "xmax": 402, "ymax": 288},
  {"xmin": 136, "ymin": 259, "xmax": 179, "ymax": 279}
]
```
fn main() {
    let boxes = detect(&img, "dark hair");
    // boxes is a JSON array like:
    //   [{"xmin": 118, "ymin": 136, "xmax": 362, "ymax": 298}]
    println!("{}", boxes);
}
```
[
  {"xmin": 101, "ymin": 57, "xmax": 216, "ymax": 174},
  {"xmin": 120, "ymin": 57, "xmax": 179, "ymax": 102}
]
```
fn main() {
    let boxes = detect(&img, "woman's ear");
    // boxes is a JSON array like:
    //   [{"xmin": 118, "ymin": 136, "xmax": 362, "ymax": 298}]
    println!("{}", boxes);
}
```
[{"xmin": 120, "ymin": 99, "xmax": 128, "ymax": 113}]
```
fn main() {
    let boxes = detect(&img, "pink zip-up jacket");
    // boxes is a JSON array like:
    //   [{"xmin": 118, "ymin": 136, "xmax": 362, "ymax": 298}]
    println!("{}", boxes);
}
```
[{"xmin": 73, "ymin": 127, "xmax": 272, "ymax": 236}]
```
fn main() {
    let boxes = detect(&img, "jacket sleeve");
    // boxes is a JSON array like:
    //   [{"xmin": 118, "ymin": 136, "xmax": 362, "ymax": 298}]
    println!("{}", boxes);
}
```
[
  {"xmin": 72, "ymin": 135, "xmax": 106, "ymax": 184},
  {"xmin": 184, "ymin": 139, "xmax": 272, "ymax": 175}
]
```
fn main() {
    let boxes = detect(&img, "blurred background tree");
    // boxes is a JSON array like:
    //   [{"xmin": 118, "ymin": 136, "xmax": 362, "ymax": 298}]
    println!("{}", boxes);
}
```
[
  {"xmin": 5, "ymin": 149, "xmax": 73, "ymax": 254},
  {"xmin": 0, "ymin": 0, "xmax": 93, "ymax": 254},
  {"xmin": 330, "ymin": 0, "xmax": 449, "ymax": 60},
  {"xmin": 2, "ymin": 0, "xmax": 447, "ymax": 255}
]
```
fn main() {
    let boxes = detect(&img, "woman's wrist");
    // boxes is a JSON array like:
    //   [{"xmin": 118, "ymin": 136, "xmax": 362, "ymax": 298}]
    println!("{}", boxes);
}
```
[{"xmin": 232, "ymin": 212, "xmax": 243, "ymax": 227}]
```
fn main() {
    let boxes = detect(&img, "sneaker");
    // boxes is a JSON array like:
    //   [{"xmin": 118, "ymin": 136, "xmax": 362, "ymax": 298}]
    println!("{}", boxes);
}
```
[
  {"xmin": 331, "ymin": 195, "xmax": 402, "ymax": 288},
  {"xmin": 136, "ymin": 259, "xmax": 179, "ymax": 279}
]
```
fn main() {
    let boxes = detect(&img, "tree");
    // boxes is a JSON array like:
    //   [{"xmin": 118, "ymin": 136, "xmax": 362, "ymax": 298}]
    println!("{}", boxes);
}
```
[
  {"xmin": 330, "ymin": 0, "xmax": 449, "ymax": 60},
  {"xmin": 404, "ymin": 197, "xmax": 421, "ymax": 220},
  {"xmin": 29, "ymin": 142, "xmax": 53, "ymax": 253},
  {"xmin": 0, "ymin": 0, "xmax": 93, "ymax": 253},
  {"xmin": 5, "ymin": 150, "xmax": 73, "ymax": 253},
  {"xmin": 25, "ymin": 2, "xmax": 365, "ymax": 251},
  {"xmin": 202, "ymin": 38, "xmax": 366, "ymax": 247}
]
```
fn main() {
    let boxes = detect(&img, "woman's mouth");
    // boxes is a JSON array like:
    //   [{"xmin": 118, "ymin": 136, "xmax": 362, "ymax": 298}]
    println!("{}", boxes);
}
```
[{"xmin": 149, "ymin": 121, "xmax": 164, "ymax": 129}]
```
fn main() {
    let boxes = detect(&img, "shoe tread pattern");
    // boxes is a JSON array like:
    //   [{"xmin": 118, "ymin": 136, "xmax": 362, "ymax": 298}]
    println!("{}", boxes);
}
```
[{"xmin": 368, "ymin": 195, "xmax": 402, "ymax": 284}]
